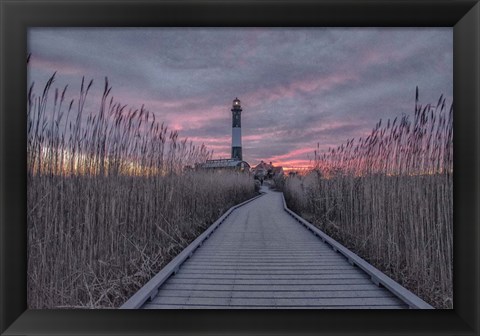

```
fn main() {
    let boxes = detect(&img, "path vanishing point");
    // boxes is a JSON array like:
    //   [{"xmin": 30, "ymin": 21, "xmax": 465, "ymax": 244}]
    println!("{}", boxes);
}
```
[{"xmin": 121, "ymin": 186, "xmax": 433, "ymax": 309}]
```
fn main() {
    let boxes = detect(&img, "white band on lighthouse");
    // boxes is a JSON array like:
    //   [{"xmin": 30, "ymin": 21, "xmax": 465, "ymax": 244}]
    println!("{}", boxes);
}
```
[{"xmin": 232, "ymin": 127, "xmax": 242, "ymax": 147}]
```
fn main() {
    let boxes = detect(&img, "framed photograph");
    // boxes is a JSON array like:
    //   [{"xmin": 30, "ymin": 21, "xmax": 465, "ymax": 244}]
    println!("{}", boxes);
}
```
[{"xmin": 1, "ymin": 0, "xmax": 479, "ymax": 335}]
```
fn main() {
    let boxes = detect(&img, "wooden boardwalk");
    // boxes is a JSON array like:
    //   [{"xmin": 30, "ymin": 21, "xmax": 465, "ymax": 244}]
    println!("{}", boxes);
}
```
[{"xmin": 138, "ymin": 187, "xmax": 408, "ymax": 309}]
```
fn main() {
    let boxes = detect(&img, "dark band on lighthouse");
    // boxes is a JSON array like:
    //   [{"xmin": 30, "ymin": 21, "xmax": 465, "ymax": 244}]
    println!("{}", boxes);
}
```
[{"xmin": 231, "ymin": 97, "xmax": 242, "ymax": 160}]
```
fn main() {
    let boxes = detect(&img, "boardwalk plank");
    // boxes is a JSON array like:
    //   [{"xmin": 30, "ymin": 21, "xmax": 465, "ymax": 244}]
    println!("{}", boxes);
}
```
[
  {"xmin": 192, "ymin": 253, "xmax": 342, "ymax": 257},
  {"xmin": 166, "ymin": 278, "xmax": 373, "ymax": 285},
  {"xmin": 153, "ymin": 289, "xmax": 395, "ymax": 299},
  {"xmin": 185, "ymin": 255, "xmax": 345, "ymax": 264},
  {"xmin": 179, "ymin": 265, "xmax": 353, "ymax": 271},
  {"xmin": 167, "ymin": 273, "xmax": 369, "ymax": 280},
  {"xmin": 161, "ymin": 283, "xmax": 383, "ymax": 291},
  {"xmin": 151, "ymin": 296, "xmax": 402, "ymax": 306},
  {"xmin": 143, "ymin": 303, "xmax": 406, "ymax": 309},
  {"xmin": 181, "ymin": 260, "xmax": 349, "ymax": 265},
  {"xmin": 175, "ymin": 269, "xmax": 357, "ymax": 275}
]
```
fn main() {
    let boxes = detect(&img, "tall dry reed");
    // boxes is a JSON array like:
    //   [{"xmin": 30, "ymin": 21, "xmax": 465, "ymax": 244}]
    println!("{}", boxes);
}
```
[
  {"xmin": 27, "ymin": 73, "xmax": 256, "ymax": 308},
  {"xmin": 283, "ymin": 89, "xmax": 453, "ymax": 308}
]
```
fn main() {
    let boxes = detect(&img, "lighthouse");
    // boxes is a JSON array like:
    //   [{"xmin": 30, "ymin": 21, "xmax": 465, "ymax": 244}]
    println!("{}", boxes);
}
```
[
  {"xmin": 197, "ymin": 98, "xmax": 250, "ymax": 172},
  {"xmin": 231, "ymin": 97, "xmax": 243, "ymax": 160}
]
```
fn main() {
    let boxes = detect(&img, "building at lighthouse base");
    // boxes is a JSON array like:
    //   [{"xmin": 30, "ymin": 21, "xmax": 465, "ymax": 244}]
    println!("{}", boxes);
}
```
[{"xmin": 197, "ymin": 159, "xmax": 250, "ymax": 172}]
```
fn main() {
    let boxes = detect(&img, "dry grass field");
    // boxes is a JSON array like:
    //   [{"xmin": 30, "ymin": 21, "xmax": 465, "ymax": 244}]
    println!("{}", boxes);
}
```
[
  {"xmin": 27, "ymin": 74, "xmax": 256, "ymax": 308},
  {"xmin": 283, "ymin": 90, "xmax": 453, "ymax": 308}
]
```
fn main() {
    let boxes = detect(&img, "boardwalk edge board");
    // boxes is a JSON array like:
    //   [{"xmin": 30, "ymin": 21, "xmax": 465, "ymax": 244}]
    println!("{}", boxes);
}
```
[
  {"xmin": 280, "ymin": 193, "xmax": 434, "ymax": 309},
  {"xmin": 120, "ymin": 191, "xmax": 266, "ymax": 309}
]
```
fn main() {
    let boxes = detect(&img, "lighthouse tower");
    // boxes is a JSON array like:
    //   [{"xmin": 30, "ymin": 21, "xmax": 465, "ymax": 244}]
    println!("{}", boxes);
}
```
[{"xmin": 231, "ymin": 97, "xmax": 243, "ymax": 160}]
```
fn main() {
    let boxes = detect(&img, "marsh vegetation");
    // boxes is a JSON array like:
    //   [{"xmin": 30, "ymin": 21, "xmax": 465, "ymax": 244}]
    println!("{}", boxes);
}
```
[
  {"xmin": 27, "ymin": 74, "xmax": 256, "ymax": 308},
  {"xmin": 283, "ymin": 90, "xmax": 453, "ymax": 308}
]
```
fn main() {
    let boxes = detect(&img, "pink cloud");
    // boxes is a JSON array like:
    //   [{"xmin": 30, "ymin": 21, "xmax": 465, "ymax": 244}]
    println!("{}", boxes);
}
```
[
  {"xmin": 29, "ymin": 55, "xmax": 88, "ymax": 76},
  {"xmin": 243, "ymin": 134, "xmax": 268, "ymax": 142},
  {"xmin": 109, "ymin": 94, "xmax": 229, "ymax": 132},
  {"xmin": 266, "ymin": 147, "xmax": 313, "ymax": 163},
  {"xmin": 247, "ymin": 73, "xmax": 356, "ymax": 104},
  {"xmin": 221, "ymin": 30, "xmax": 261, "ymax": 68},
  {"xmin": 165, "ymin": 110, "xmax": 226, "ymax": 132},
  {"xmin": 358, "ymin": 43, "xmax": 413, "ymax": 68},
  {"xmin": 183, "ymin": 136, "xmax": 230, "ymax": 157}
]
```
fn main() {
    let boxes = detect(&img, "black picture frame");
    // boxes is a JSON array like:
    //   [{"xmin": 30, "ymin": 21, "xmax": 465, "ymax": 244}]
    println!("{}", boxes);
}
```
[{"xmin": 1, "ymin": 0, "xmax": 479, "ymax": 335}]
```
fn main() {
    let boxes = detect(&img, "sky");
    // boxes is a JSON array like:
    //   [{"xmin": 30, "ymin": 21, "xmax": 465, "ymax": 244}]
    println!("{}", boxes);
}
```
[{"xmin": 28, "ymin": 28, "xmax": 452, "ymax": 169}]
